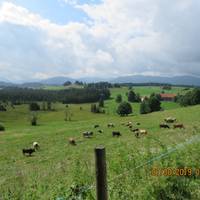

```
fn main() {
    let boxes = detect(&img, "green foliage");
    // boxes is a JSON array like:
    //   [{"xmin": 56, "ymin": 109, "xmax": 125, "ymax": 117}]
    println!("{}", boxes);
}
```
[
  {"xmin": 148, "ymin": 96, "xmax": 161, "ymax": 112},
  {"xmin": 29, "ymin": 102, "xmax": 40, "ymax": 111},
  {"xmin": 117, "ymin": 101, "xmax": 132, "ymax": 116},
  {"xmin": 162, "ymin": 85, "xmax": 172, "ymax": 90},
  {"xmin": 128, "ymin": 90, "xmax": 140, "ymax": 102},
  {"xmin": 30, "ymin": 113, "xmax": 38, "ymax": 126},
  {"xmin": 63, "ymin": 81, "xmax": 72, "ymax": 86},
  {"xmin": 140, "ymin": 100, "xmax": 151, "ymax": 114},
  {"xmin": 0, "ymin": 124, "xmax": 5, "ymax": 131},
  {"xmin": 140, "ymin": 94, "xmax": 161, "ymax": 114},
  {"xmin": 0, "ymin": 87, "xmax": 110, "ymax": 104},
  {"xmin": 0, "ymin": 103, "xmax": 6, "ymax": 111},
  {"xmin": 116, "ymin": 94, "xmax": 122, "ymax": 103},
  {"xmin": 128, "ymin": 90, "xmax": 136, "ymax": 102},
  {"xmin": 178, "ymin": 88, "xmax": 200, "ymax": 106}
]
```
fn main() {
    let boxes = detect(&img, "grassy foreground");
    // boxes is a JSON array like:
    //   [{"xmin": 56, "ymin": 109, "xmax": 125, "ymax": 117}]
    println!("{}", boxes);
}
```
[{"xmin": 0, "ymin": 87, "xmax": 200, "ymax": 199}]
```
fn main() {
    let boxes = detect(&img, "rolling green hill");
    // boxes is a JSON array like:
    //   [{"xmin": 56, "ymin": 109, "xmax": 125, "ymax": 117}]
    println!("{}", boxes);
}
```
[{"xmin": 0, "ymin": 86, "xmax": 199, "ymax": 200}]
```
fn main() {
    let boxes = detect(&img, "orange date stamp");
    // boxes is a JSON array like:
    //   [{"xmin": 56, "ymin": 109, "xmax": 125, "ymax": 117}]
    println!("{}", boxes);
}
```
[{"xmin": 151, "ymin": 167, "xmax": 200, "ymax": 176}]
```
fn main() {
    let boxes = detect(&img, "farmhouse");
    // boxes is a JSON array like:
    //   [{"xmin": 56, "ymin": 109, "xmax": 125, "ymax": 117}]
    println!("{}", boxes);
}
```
[{"xmin": 160, "ymin": 93, "xmax": 176, "ymax": 101}]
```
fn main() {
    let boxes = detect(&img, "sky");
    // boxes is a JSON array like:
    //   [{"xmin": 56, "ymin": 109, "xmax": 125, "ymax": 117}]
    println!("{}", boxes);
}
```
[{"xmin": 0, "ymin": 0, "xmax": 200, "ymax": 82}]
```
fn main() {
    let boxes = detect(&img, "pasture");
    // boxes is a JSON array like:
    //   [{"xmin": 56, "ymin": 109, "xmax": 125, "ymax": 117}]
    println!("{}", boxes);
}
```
[{"xmin": 0, "ymin": 86, "xmax": 200, "ymax": 200}]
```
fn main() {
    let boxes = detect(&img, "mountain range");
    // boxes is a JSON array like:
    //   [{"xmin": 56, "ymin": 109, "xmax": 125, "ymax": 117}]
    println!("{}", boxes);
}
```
[{"xmin": 1, "ymin": 75, "xmax": 200, "ymax": 87}]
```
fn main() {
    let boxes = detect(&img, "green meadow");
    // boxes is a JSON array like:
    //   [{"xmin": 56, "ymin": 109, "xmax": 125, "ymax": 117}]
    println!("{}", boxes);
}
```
[{"xmin": 0, "ymin": 86, "xmax": 200, "ymax": 200}]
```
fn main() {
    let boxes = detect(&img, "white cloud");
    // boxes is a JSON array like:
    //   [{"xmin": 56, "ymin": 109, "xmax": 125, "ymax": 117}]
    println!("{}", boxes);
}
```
[{"xmin": 0, "ymin": 0, "xmax": 200, "ymax": 82}]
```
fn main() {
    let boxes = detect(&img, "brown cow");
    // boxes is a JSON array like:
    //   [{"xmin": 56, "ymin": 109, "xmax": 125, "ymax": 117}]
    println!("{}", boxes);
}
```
[{"xmin": 173, "ymin": 124, "xmax": 185, "ymax": 129}]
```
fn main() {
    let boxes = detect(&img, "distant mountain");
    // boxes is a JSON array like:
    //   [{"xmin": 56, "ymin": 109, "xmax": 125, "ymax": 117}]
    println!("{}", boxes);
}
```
[
  {"xmin": 78, "ymin": 77, "xmax": 109, "ymax": 83},
  {"xmin": 111, "ymin": 75, "xmax": 200, "ymax": 86},
  {"xmin": 40, "ymin": 76, "xmax": 75, "ymax": 85},
  {"xmin": 0, "ymin": 81, "xmax": 15, "ymax": 87}
]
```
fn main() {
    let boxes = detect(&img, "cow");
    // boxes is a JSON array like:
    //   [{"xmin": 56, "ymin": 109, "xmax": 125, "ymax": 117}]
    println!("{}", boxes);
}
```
[
  {"xmin": 165, "ymin": 117, "xmax": 176, "ymax": 123},
  {"xmin": 160, "ymin": 124, "xmax": 170, "ymax": 129},
  {"xmin": 33, "ymin": 142, "xmax": 40, "ymax": 150},
  {"xmin": 112, "ymin": 131, "xmax": 121, "ymax": 137},
  {"xmin": 136, "ymin": 122, "xmax": 140, "ymax": 126},
  {"xmin": 22, "ymin": 148, "xmax": 35, "ymax": 156},
  {"xmin": 98, "ymin": 130, "xmax": 103, "ymax": 133},
  {"xmin": 139, "ymin": 129, "xmax": 148, "ymax": 135},
  {"xmin": 173, "ymin": 124, "xmax": 185, "ymax": 129},
  {"xmin": 108, "ymin": 123, "xmax": 114, "ymax": 128},
  {"xmin": 94, "ymin": 125, "xmax": 100, "ymax": 128},
  {"xmin": 68, "ymin": 138, "xmax": 76, "ymax": 145},
  {"xmin": 131, "ymin": 128, "xmax": 139, "ymax": 132},
  {"xmin": 83, "ymin": 131, "xmax": 93, "ymax": 138},
  {"xmin": 128, "ymin": 125, "xmax": 133, "ymax": 129}
]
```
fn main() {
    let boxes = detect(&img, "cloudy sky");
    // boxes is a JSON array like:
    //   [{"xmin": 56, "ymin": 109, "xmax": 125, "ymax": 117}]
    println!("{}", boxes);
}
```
[{"xmin": 0, "ymin": 0, "xmax": 200, "ymax": 82}]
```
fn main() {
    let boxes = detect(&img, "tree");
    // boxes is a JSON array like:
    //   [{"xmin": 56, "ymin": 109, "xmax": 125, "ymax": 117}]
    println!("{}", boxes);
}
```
[
  {"xmin": 63, "ymin": 81, "xmax": 72, "ymax": 86},
  {"xmin": 117, "ymin": 101, "xmax": 132, "ymax": 116},
  {"xmin": 128, "ymin": 90, "xmax": 136, "ymax": 102},
  {"xmin": 30, "ymin": 113, "xmax": 38, "ymax": 126},
  {"xmin": 0, "ymin": 124, "xmax": 5, "ymax": 131},
  {"xmin": 140, "ymin": 100, "xmax": 151, "ymax": 114},
  {"xmin": 47, "ymin": 101, "xmax": 52, "ymax": 110},
  {"xmin": 148, "ymin": 96, "xmax": 161, "ymax": 112},
  {"xmin": 29, "ymin": 102, "xmax": 40, "ymax": 111},
  {"xmin": 0, "ymin": 104, "xmax": 6, "ymax": 111},
  {"xmin": 116, "ymin": 94, "xmax": 122, "ymax": 103}
]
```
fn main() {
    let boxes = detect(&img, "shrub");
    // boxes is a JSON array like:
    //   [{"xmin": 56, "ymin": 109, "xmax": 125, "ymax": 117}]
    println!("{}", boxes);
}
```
[
  {"xmin": 31, "ymin": 115, "xmax": 37, "ymax": 126},
  {"xmin": 0, "ymin": 104, "xmax": 6, "ymax": 111},
  {"xmin": 29, "ymin": 102, "xmax": 40, "ymax": 111},
  {"xmin": 0, "ymin": 124, "xmax": 5, "ymax": 131},
  {"xmin": 116, "ymin": 94, "xmax": 122, "ymax": 103},
  {"xmin": 117, "ymin": 101, "xmax": 132, "ymax": 116}
]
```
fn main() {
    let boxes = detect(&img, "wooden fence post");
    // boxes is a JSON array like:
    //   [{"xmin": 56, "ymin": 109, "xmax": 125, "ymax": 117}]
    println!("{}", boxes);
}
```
[{"xmin": 95, "ymin": 147, "xmax": 108, "ymax": 200}]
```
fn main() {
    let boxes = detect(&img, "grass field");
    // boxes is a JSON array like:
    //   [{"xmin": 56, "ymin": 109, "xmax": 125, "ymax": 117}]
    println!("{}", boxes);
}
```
[{"xmin": 0, "ymin": 86, "xmax": 200, "ymax": 200}]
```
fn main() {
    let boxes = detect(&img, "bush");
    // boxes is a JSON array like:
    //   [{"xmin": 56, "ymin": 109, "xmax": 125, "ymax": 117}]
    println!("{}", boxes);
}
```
[
  {"xmin": 31, "ymin": 115, "xmax": 37, "ymax": 126},
  {"xmin": 116, "ymin": 94, "xmax": 122, "ymax": 103},
  {"xmin": 177, "ymin": 88, "xmax": 200, "ymax": 106},
  {"xmin": 29, "ymin": 103, "xmax": 40, "ymax": 111},
  {"xmin": 0, "ymin": 104, "xmax": 6, "ymax": 111},
  {"xmin": 117, "ymin": 101, "xmax": 132, "ymax": 116},
  {"xmin": 140, "ymin": 100, "xmax": 151, "ymax": 114},
  {"xmin": 0, "ymin": 124, "xmax": 5, "ymax": 131}
]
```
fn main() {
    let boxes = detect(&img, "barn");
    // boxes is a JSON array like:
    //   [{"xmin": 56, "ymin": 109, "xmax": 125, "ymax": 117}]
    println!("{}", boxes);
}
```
[{"xmin": 160, "ymin": 93, "xmax": 176, "ymax": 101}]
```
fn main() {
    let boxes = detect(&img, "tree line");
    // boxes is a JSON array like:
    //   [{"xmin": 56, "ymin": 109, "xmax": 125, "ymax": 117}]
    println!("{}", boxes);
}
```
[{"xmin": 0, "ymin": 87, "xmax": 110, "ymax": 104}]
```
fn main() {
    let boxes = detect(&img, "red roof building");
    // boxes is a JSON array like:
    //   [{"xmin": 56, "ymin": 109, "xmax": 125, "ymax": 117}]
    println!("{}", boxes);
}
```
[{"xmin": 160, "ymin": 93, "xmax": 176, "ymax": 101}]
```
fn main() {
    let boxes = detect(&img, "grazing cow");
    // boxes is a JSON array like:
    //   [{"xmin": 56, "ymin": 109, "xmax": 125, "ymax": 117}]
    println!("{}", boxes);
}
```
[
  {"xmin": 83, "ymin": 131, "xmax": 93, "ymax": 138},
  {"xmin": 160, "ymin": 124, "xmax": 170, "ymax": 129},
  {"xmin": 165, "ymin": 117, "xmax": 176, "ymax": 123},
  {"xmin": 112, "ymin": 131, "xmax": 121, "ymax": 137},
  {"xmin": 22, "ymin": 148, "xmax": 35, "ymax": 156},
  {"xmin": 139, "ymin": 129, "xmax": 148, "ymax": 135},
  {"xmin": 135, "ymin": 131, "xmax": 140, "ymax": 138},
  {"xmin": 69, "ymin": 138, "xmax": 76, "ymax": 145},
  {"xmin": 98, "ymin": 130, "xmax": 103, "ymax": 133},
  {"xmin": 94, "ymin": 125, "xmax": 100, "ymax": 128},
  {"xmin": 108, "ymin": 123, "xmax": 114, "ymax": 128},
  {"xmin": 131, "ymin": 128, "xmax": 139, "ymax": 132},
  {"xmin": 173, "ymin": 124, "xmax": 184, "ymax": 129},
  {"xmin": 128, "ymin": 125, "xmax": 133, "ymax": 129},
  {"xmin": 33, "ymin": 142, "xmax": 40, "ymax": 150}
]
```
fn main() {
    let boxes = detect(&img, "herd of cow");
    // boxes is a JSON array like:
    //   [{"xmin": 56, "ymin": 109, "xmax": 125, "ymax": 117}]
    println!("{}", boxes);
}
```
[
  {"xmin": 68, "ymin": 116, "xmax": 185, "ymax": 146},
  {"xmin": 22, "ymin": 116, "xmax": 185, "ymax": 155}
]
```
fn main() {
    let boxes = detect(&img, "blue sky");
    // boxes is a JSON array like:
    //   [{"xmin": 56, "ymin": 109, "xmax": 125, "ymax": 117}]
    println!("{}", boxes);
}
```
[
  {"xmin": 0, "ymin": 0, "xmax": 200, "ymax": 82},
  {"xmin": 8, "ymin": 0, "xmax": 98, "ymax": 24}
]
